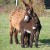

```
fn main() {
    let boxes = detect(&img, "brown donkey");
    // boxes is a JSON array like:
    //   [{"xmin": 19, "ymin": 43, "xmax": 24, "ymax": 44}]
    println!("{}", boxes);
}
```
[{"xmin": 10, "ymin": 0, "xmax": 42, "ymax": 48}]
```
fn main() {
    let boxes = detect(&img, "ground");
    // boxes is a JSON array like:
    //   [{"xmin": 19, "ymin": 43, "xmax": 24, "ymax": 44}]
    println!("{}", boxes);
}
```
[{"xmin": 0, "ymin": 13, "xmax": 50, "ymax": 50}]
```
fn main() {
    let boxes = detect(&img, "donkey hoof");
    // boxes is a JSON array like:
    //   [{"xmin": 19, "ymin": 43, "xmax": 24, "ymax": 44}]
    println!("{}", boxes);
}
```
[
  {"xmin": 30, "ymin": 46, "xmax": 32, "ymax": 48},
  {"xmin": 21, "ymin": 45, "xmax": 25, "ymax": 48},
  {"xmin": 30, "ymin": 45, "xmax": 32, "ymax": 48},
  {"xmin": 10, "ymin": 41, "xmax": 13, "ymax": 44},
  {"xmin": 17, "ymin": 41, "xmax": 20, "ymax": 44},
  {"xmin": 35, "ymin": 44, "xmax": 38, "ymax": 48},
  {"xmin": 16, "ymin": 42, "xmax": 20, "ymax": 44}
]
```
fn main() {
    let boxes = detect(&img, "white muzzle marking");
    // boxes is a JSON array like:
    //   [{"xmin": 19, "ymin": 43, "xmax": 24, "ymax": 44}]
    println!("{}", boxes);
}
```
[
  {"xmin": 32, "ymin": 26, "xmax": 36, "ymax": 29},
  {"xmin": 24, "ymin": 16, "xmax": 29, "ymax": 21},
  {"xmin": 28, "ymin": 10, "xmax": 30, "ymax": 14}
]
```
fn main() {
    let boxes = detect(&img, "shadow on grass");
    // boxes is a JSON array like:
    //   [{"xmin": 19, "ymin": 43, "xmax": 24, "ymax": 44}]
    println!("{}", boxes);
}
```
[{"xmin": 39, "ymin": 39, "xmax": 50, "ymax": 46}]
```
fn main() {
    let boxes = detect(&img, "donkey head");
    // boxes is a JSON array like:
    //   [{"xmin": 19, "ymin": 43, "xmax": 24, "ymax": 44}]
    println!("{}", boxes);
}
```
[{"xmin": 22, "ymin": 0, "xmax": 34, "ymax": 23}]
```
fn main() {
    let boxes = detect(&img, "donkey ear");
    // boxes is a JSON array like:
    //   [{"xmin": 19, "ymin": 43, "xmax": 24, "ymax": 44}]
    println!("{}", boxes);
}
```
[
  {"xmin": 29, "ymin": 0, "xmax": 33, "ymax": 4},
  {"xmin": 29, "ymin": 0, "xmax": 33, "ymax": 6},
  {"xmin": 29, "ymin": 0, "xmax": 33, "ymax": 8},
  {"xmin": 22, "ymin": 0, "xmax": 29, "ymax": 7}
]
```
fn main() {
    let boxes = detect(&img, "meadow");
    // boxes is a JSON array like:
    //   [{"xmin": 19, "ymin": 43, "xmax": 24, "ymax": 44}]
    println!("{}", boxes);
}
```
[{"xmin": 0, "ymin": 13, "xmax": 50, "ymax": 50}]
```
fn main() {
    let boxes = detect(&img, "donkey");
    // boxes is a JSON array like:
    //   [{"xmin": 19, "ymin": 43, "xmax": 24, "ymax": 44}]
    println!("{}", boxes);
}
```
[
  {"xmin": 19, "ymin": 0, "xmax": 42, "ymax": 48},
  {"xmin": 10, "ymin": 0, "xmax": 42, "ymax": 48}
]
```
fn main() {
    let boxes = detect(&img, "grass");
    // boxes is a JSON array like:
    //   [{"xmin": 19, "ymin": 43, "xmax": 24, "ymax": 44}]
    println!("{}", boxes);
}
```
[{"xmin": 0, "ymin": 13, "xmax": 50, "ymax": 50}]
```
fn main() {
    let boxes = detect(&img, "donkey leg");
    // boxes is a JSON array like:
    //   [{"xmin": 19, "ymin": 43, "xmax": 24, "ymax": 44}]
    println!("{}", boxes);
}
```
[
  {"xmin": 32, "ymin": 34, "xmax": 34, "ymax": 42},
  {"xmin": 30, "ymin": 33, "xmax": 33, "ymax": 48},
  {"xmin": 30, "ymin": 29, "xmax": 36, "ymax": 48},
  {"xmin": 21, "ymin": 32, "xmax": 25, "ymax": 48},
  {"xmin": 34, "ymin": 30, "xmax": 39, "ymax": 48},
  {"xmin": 10, "ymin": 26, "xmax": 13, "ymax": 44},
  {"xmin": 14, "ymin": 29, "xmax": 19, "ymax": 44},
  {"xmin": 28, "ymin": 33, "xmax": 30, "ymax": 47}
]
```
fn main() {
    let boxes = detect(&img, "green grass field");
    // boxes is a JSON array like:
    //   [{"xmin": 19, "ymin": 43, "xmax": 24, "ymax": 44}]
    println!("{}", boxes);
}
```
[{"xmin": 0, "ymin": 13, "xmax": 50, "ymax": 50}]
